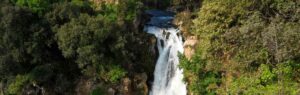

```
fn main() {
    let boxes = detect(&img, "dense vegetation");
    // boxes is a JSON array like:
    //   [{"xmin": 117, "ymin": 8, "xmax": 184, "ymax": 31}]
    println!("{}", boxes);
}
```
[
  {"xmin": 0, "ymin": 0, "xmax": 299, "ymax": 95},
  {"xmin": 180, "ymin": 0, "xmax": 300, "ymax": 95},
  {"xmin": 0, "ymin": 0, "xmax": 157, "ymax": 94}
]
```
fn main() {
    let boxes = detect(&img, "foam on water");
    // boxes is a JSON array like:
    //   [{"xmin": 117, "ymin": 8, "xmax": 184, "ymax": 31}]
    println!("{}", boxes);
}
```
[{"xmin": 144, "ymin": 14, "xmax": 187, "ymax": 95}]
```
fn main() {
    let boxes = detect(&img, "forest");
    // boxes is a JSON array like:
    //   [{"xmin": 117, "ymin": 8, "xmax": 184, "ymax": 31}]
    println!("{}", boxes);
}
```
[{"xmin": 0, "ymin": 0, "xmax": 299, "ymax": 95}]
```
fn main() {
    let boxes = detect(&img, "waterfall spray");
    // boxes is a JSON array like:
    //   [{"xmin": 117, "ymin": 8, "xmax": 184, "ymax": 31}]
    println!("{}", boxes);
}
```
[{"xmin": 144, "ymin": 10, "xmax": 187, "ymax": 95}]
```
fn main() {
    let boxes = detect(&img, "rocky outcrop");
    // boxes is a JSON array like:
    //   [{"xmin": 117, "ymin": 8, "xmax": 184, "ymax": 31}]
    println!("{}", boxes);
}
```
[
  {"xmin": 133, "ymin": 73, "xmax": 148, "ymax": 95},
  {"xmin": 183, "ymin": 36, "xmax": 198, "ymax": 60},
  {"xmin": 105, "ymin": 73, "xmax": 149, "ymax": 95},
  {"xmin": 107, "ymin": 88, "xmax": 116, "ymax": 95},
  {"xmin": 75, "ymin": 78, "xmax": 94, "ymax": 95},
  {"xmin": 74, "ymin": 74, "xmax": 148, "ymax": 95},
  {"xmin": 173, "ymin": 11, "xmax": 198, "ymax": 60},
  {"xmin": 121, "ymin": 78, "xmax": 132, "ymax": 95}
]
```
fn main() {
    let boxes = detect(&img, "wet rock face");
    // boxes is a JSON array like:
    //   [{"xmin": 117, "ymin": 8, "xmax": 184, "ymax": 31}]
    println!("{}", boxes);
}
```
[
  {"xmin": 183, "ymin": 36, "xmax": 198, "ymax": 60},
  {"xmin": 173, "ymin": 12, "xmax": 198, "ymax": 60},
  {"xmin": 133, "ymin": 73, "xmax": 148, "ymax": 95}
]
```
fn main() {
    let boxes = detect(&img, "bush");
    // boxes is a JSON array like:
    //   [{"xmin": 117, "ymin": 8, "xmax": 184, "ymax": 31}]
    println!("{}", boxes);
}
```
[
  {"xmin": 106, "ymin": 65, "xmax": 127, "ymax": 83},
  {"xmin": 186, "ymin": 0, "xmax": 300, "ymax": 94},
  {"xmin": 90, "ymin": 86, "xmax": 105, "ymax": 95},
  {"xmin": 223, "ymin": 62, "xmax": 300, "ymax": 95},
  {"xmin": 180, "ymin": 53, "xmax": 221, "ymax": 95},
  {"xmin": 13, "ymin": 0, "xmax": 53, "ymax": 14},
  {"xmin": 8, "ymin": 75, "xmax": 30, "ymax": 94}
]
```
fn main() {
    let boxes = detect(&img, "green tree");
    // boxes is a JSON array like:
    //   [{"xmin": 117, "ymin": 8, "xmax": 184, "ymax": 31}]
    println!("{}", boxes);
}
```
[
  {"xmin": 13, "ymin": 0, "xmax": 50, "ymax": 14},
  {"xmin": 56, "ymin": 14, "xmax": 128, "ymax": 82},
  {"xmin": 187, "ymin": 0, "xmax": 300, "ymax": 94}
]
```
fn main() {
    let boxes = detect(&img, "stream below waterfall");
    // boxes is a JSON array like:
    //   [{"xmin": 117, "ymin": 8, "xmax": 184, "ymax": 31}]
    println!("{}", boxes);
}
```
[{"xmin": 144, "ymin": 10, "xmax": 187, "ymax": 95}]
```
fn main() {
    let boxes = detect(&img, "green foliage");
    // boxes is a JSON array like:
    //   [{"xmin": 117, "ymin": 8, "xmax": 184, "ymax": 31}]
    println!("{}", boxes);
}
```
[
  {"xmin": 98, "ymin": 4, "xmax": 118, "ymax": 21},
  {"xmin": 258, "ymin": 64, "xmax": 275, "ymax": 83},
  {"xmin": 13, "ymin": 0, "xmax": 54, "ymax": 14},
  {"xmin": 118, "ymin": 0, "xmax": 140, "ymax": 21},
  {"xmin": 57, "ymin": 14, "xmax": 108, "ymax": 58},
  {"xmin": 56, "ymin": 13, "xmax": 122, "ymax": 78},
  {"xmin": 106, "ymin": 65, "xmax": 127, "ymax": 83},
  {"xmin": 97, "ymin": 0, "xmax": 140, "ymax": 22},
  {"xmin": 192, "ymin": 0, "xmax": 300, "ymax": 71},
  {"xmin": 223, "ymin": 62, "xmax": 300, "ymax": 95},
  {"xmin": 8, "ymin": 75, "xmax": 30, "ymax": 94},
  {"xmin": 29, "ymin": 64, "xmax": 55, "ymax": 83},
  {"xmin": 0, "ymin": 0, "xmax": 154, "ymax": 94},
  {"xmin": 90, "ymin": 86, "xmax": 105, "ymax": 95},
  {"xmin": 186, "ymin": 0, "xmax": 300, "ymax": 94},
  {"xmin": 1, "ymin": 0, "xmax": 299, "ymax": 94},
  {"xmin": 180, "ymin": 53, "xmax": 221, "ymax": 95},
  {"xmin": 0, "ymin": 3, "xmax": 53, "ymax": 66},
  {"xmin": 54, "ymin": 0, "xmax": 148, "ymax": 85},
  {"xmin": 71, "ymin": 0, "xmax": 90, "ymax": 7}
]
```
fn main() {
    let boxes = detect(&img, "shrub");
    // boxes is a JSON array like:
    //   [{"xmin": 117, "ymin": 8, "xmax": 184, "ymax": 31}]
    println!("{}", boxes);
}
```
[
  {"xmin": 8, "ymin": 75, "xmax": 30, "ymax": 94},
  {"xmin": 186, "ymin": 0, "xmax": 300, "ymax": 94}
]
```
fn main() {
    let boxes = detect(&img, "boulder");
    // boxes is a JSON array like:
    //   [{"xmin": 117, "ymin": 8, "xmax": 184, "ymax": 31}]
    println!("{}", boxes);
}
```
[
  {"xmin": 108, "ymin": 88, "xmax": 116, "ymax": 95},
  {"xmin": 121, "ymin": 78, "xmax": 132, "ymax": 95},
  {"xmin": 75, "ymin": 78, "xmax": 93, "ymax": 95},
  {"xmin": 133, "ymin": 73, "xmax": 148, "ymax": 95}
]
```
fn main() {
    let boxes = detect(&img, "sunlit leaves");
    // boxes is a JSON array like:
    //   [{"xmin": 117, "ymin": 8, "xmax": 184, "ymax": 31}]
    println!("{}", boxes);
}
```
[
  {"xmin": 188, "ymin": 0, "xmax": 300, "ymax": 94},
  {"xmin": 14, "ymin": 0, "xmax": 52, "ymax": 14},
  {"xmin": 8, "ymin": 75, "xmax": 30, "ymax": 94}
]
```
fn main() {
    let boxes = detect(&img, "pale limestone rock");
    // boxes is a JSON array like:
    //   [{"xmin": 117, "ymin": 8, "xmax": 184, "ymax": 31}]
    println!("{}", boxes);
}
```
[
  {"xmin": 122, "ymin": 77, "xmax": 132, "ymax": 95},
  {"xmin": 108, "ymin": 88, "xmax": 116, "ymax": 95},
  {"xmin": 183, "ymin": 36, "xmax": 198, "ymax": 60}
]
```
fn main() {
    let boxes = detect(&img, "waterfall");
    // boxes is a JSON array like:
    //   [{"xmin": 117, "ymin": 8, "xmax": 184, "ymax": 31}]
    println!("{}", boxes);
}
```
[{"xmin": 144, "ymin": 10, "xmax": 187, "ymax": 95}]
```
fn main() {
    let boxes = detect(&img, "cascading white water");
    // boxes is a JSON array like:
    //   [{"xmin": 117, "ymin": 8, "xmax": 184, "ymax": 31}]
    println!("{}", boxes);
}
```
[{"xmin": 144, "ymin": 10, "xmax": 187, "ymax": 95}]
